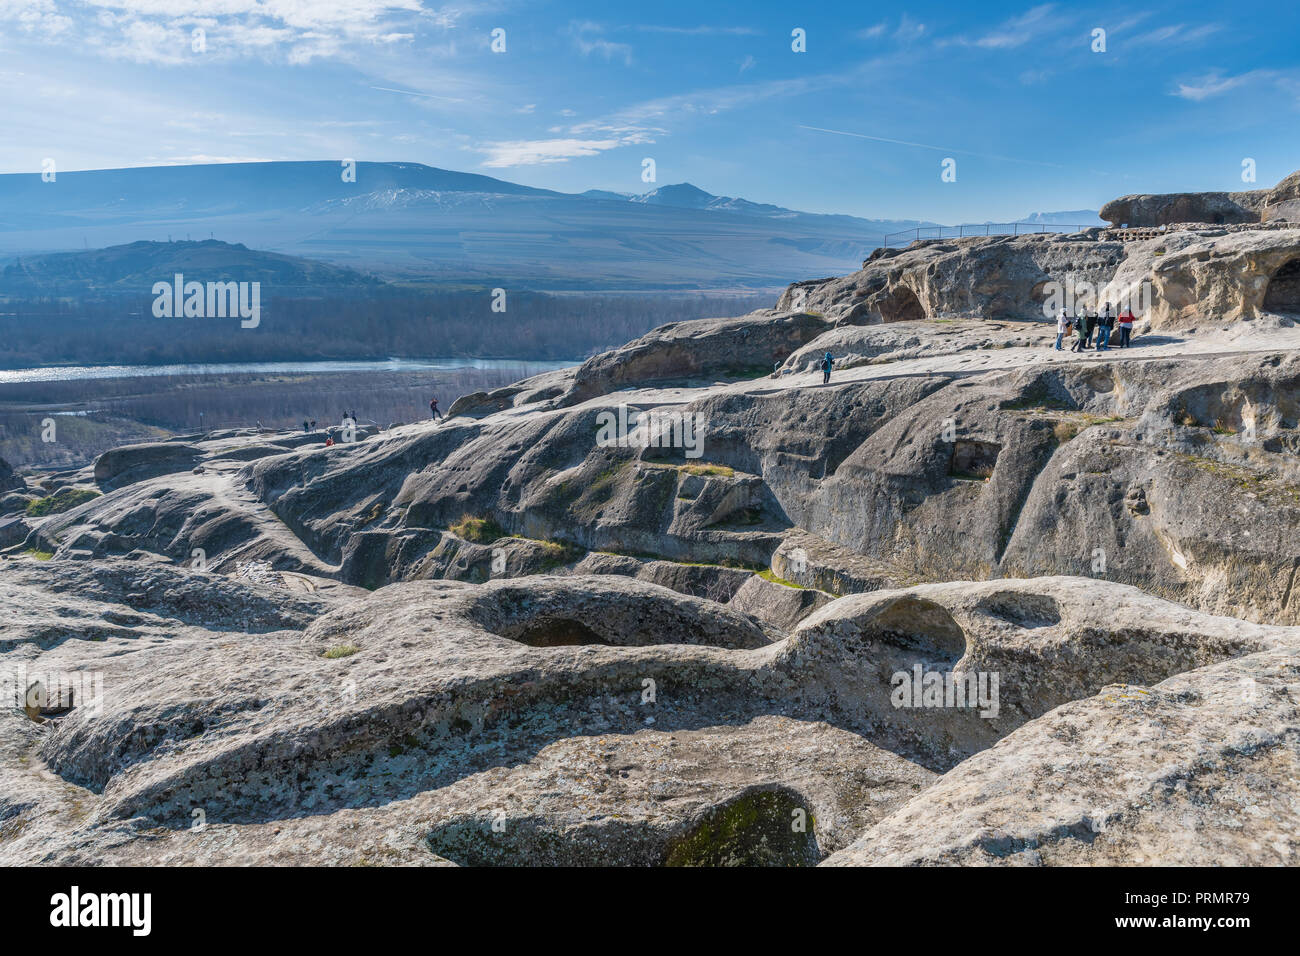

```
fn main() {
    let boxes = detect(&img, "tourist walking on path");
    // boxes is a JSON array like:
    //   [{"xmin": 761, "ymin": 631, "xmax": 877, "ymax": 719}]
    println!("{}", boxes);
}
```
[
  {"xmin": 429, "ymin": 397, "xmax": 444, "ymax": 421},
  {"xmin": 1084, "ymin": 307, "xmax": 1098, "ymax": 348},
  {"xmin": 1117, "ymin": 307, "xmax": 1135, "ymax": 347},
  {"xmin": 1071, "ymin": 313, "xmax": 1088, "ymax": 352},
  {"xmin": 820, "ymin": 352, "xmax": 835, "ymax": 384},
  {"xmin": 1055, "ymin": 309, "xmax": 1068, "ymax": 350}
]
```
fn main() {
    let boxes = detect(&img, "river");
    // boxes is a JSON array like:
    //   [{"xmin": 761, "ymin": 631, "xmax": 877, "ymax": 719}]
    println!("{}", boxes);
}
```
[{"xmin": 0, "ymin": 357, "xmax": 579, "ymax": 385}]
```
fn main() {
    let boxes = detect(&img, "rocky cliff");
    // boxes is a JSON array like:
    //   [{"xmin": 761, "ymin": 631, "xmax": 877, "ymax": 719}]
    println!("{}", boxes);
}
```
[{"xmin": 4, "ymin": 186, "xmax": 1300, "ymax": 866}]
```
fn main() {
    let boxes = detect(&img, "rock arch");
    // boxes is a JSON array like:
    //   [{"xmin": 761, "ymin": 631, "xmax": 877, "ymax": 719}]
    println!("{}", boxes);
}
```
[{"xmin": 1262, "ymin": 257, "xmax": 1300, "ymax": 315}]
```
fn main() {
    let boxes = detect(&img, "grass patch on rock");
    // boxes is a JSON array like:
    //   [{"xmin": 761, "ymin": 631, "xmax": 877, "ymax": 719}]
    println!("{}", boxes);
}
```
[
  {"xmin": 25, "ymin": 489, "xmax": 101, "ymax": 517},
  {"xmin": 323, "ymin": 643, "xmax": 360, "ymax": 659},
  {"xmin": 450, "ymin": 515, "xmax": 505, "ymax": 543},
  {"xmin": 758, "ymin": 569, "xmax": 805, "ymax": 589},
  {"xmin": 682, "ymin": 463, "xmax": 735, "ymax": 478}
]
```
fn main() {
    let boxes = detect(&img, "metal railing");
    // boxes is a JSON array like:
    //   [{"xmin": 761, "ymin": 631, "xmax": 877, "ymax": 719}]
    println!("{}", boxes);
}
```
[{"xmin": 881, "ymin": 222, "xmax": 1100, "ymax": 249}]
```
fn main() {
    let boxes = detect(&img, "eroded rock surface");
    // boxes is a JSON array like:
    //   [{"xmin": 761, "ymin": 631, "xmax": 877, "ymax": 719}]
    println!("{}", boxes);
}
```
[{"xmin": 5, "ymin": 195, "xmax": 1300, "ymax": 865}]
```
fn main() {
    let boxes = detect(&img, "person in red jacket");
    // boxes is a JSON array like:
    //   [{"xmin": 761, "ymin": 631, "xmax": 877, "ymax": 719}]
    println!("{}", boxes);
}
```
[{"xmin": 1117, "ymin": 307, "xmax": 1136, "ymax": 348}]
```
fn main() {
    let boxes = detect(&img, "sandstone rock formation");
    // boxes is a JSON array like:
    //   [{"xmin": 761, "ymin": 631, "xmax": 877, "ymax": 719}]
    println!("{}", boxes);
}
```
[
  {"xmin": 1100, "ymin": 168, "xmax": 1300, "ymax": 228},
  {"xmin": 6, "ymin": 176, "xmax": 1300, "ymax": 867}
]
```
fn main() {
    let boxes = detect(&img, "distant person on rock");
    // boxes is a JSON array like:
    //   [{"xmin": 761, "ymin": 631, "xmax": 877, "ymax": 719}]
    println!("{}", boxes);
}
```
[
  {"xmin": 1055, "ymin": 308, "xmax": 1068, "ymax": 350},
  {"xmin": 324, "ymin": 436, "xmax": 335, "ymax": 447},
  {"xmin": 820, "ymin": 352, "xmax": 834, "ymax": 385},
  {"xmin": 1117, "ymin": 307, "xmax": 1135, "ymax": 347},
  {"xmin": 429, "ymin": 397, "xmax": 443, "ymax": 421},
  {"xmin": 310, "ymin": 419, "xmax": 317, "ymax": 430},
  {"xmin": 303, "ymin": 420, "xmax": 309, "ymax": 433}
]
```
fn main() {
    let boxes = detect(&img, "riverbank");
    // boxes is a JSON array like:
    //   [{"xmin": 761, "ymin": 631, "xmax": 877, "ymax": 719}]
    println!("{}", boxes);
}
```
[{"xmin": 0, "ymin": 365, "xmax": 537, "ymax": 469}]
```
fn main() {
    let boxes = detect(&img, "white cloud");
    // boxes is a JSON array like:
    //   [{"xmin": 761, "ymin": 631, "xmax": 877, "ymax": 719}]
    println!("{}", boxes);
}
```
[
  {"xmin": 154, "ymin": 153, "xmax": 277, "ymax": 164},
  {"xmin": 476, "ymin": 137, "xmax": 623, "ymax": 167},
  {"xmin": 565, "ymin": 22, "xmax": 632, "ymax": 65},
  {"xmin": 1173, "ymin": 69, "xmax": 1262, "ymax": 101},
  {"xmin": 0, "ymin": 0, "xmax": 447, "ymax": 64},
  {"xmin": 894, "ymin": 15, "xmax": 926, "ymax": 43},
  {"xmin": 633, "ymin": 25, "xmax": 758, "ymax": 36},
  {"xmin": 739, "ymin": 54, "xmax": 755, "ymax": 73},
  {"xmin": 954, "ymin": 3, "xmax": 1063, "ymax": 50},
  {"xmin": 1132, "ymin": 23, "xmax": 1221, "ymax": 47}
]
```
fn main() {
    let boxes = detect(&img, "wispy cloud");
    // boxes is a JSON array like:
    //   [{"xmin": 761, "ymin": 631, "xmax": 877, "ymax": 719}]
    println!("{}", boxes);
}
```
[
  {"xmin": 633, "ymin": 25, "xmax": 758, "ymax": 36},
  {"xmin": 475, "ymin": 137, "xmax": 624, "ymax": 167},
  {"xmin": 797, "ymin": 124, "xmax": 1065, "ymax": 169},
  {"xmin": 1173, "ymin": 69, "xmax": 1265, "ymax": 101},
  {"xmin": 948, "ymin": 3, "xmax": 1065, "ymax": 50},
  {"xmin": 567, "ymin": 21, "xmax": 633, "ymax": 66},
  {"xmin": 0, "ymin": 0, "xmax": 448, "ymax": 65},
  {"xmin": 1132, "ymin": 23, "xmax": 1221, "ymax": 47}
]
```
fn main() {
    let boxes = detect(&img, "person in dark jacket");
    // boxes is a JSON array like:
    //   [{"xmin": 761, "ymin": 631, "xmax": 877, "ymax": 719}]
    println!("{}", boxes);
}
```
[
  {"xmin": 1097, "ymin": 303, "xmax": 1114, "ymax": 350},
  {"xmin": 820, "ymin": 352, "xmax": 834, "ymax": 385},
  {"xmin": 1071, "ymin": 313, "xmax": 1088, "ymax": 352},
  {"xmin": 429, "ymin": 397, "xmax": 443, "ymax": 421}
]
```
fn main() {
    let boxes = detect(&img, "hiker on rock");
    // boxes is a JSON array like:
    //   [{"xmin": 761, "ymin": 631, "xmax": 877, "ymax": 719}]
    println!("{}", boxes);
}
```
[
  {"xmin": 302, "ymin": 420, "xmax": 309, "ymax": 433},
  {"xmin": 1097, "ymin": 302, "xmax": 1114, "ymax": 350},
  {"xmin": 820, "ymin": 351, "xmax": 835, "ymax": 385},
  {"xmin": 1071, "ymin": 312, "xmax": 1088, "ymax": 352},
  {"xmin": 429, "ymin": 397, "xmax": 443, "ymax": 421},
  {"xmin": 1055, "ymin": 308, "xmax": 1068, "ymax": 350},
  {"xmin": 1117, "ymin": 306, "xmax": 1135, "ymax": 348}
]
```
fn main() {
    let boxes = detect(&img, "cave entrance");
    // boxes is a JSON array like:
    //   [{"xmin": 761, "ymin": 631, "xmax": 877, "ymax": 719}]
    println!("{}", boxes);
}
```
[
  {"xmin": 879, "ymin": 285, "xmax": 926, "ymax": 323},
  {"xmin": 950, "ymin": 440, "xmax": 1001, "ymax": 481},
  {"xmin": 1262, "ymin": 257, "xmax": 1300, "ymax": 315}
]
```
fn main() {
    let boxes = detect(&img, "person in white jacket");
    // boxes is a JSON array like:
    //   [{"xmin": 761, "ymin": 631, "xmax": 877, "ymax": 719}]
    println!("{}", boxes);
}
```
[{"xmin": 1055, "ymin": 309, "xmax": 1068, "ymax": 350}]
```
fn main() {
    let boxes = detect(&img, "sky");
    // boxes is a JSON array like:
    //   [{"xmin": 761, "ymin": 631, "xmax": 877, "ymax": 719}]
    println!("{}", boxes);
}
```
[{"xmin": 1, "ymin": 0, "xmax": 1298, "ymax": 223}]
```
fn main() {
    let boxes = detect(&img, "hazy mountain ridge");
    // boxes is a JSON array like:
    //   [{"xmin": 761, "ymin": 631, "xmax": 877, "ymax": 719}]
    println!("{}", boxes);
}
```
[
  {"xmin": 0, "ymin": 162, "xmax": 932, "ymax": 290},
  {"xmin": 0, "ymin": 239, "xmax": 381, "ymax": 296}
]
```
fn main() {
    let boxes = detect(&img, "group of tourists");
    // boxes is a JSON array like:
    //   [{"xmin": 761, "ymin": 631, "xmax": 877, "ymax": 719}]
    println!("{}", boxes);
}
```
[{"xmin": 1055, "ymin": 303, "xmax": 1136, "ymax": 352}]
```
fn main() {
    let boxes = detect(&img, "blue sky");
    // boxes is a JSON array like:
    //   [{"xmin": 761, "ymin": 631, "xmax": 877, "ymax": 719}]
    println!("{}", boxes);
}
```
[{"xmin": 2, "ymin": 0, "xmax": 1298, "ymax": 223}]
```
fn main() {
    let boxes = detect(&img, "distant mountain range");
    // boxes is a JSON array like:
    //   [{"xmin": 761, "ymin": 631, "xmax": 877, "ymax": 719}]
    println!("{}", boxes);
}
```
[
  {"xmin": 1014, "ymin": 209, "xmax": 1107, "ymax": 226},
  {"xmin": 0, "ymin": 161, "xmax": 1098, "ymax": 291}
]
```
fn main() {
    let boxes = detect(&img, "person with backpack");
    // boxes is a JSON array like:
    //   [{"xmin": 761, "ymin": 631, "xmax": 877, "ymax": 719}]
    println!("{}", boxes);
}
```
[
  {"xmin": 429, "ymin": 397, "xmax": 443, "ymax": 421},
  {"xmin": 1071, "ymin": 311, "xmax": 1088, "ymax": 352},
  {"xmin": 820, "ymin": 352, "xmax": 834, "ymax": 385},
  {"xmin": 1117, "ymin": 306, "xmax": 1135, "ymax": 348}
]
